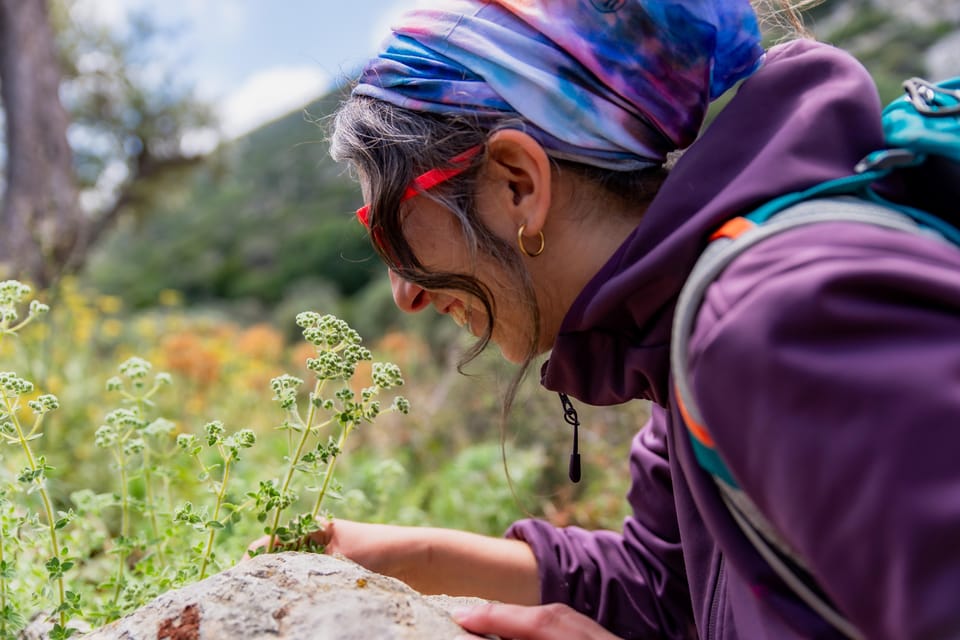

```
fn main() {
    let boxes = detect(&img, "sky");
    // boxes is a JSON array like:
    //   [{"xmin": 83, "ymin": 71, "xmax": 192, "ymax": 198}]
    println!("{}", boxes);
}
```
[{"xmin": 74, "ymin": 0, "xmax": 416, "ymax": 141}]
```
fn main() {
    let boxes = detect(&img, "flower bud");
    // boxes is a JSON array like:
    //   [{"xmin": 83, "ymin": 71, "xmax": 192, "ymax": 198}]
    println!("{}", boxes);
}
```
[
  {"xmin": 119, "ymin": 356, "xmax": 152, "ymax": 379},
  {"xmin": 94, "ymin": 425, "xmax": 118, "ymax": 448},
  {"xmin": 29, "ymin": 300, "xmax": 50, "ymax": 316}
]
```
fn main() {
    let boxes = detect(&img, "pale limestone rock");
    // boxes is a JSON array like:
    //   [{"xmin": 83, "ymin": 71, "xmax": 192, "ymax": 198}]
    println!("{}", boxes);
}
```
[{"xmin": 46, "ymin": 553, "xmax": 491, "ymax": 640}]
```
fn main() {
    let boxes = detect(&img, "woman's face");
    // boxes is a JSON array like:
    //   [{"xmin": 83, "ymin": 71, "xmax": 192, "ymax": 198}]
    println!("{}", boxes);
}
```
[{"xmin": 387, "ymin": 194, "xmax": 541, "ymax": 364}]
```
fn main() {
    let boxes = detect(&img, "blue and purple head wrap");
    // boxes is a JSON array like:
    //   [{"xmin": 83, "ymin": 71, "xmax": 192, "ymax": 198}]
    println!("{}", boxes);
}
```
[{"xmin": 354, "ymin": 0, "xmax": 764, "ymax": 170}]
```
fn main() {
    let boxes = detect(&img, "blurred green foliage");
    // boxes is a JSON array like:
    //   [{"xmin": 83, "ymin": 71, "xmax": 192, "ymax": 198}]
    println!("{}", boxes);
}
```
[{"xmin": 816, "ymin": 6, "xmax": 956, "ymax": 102}]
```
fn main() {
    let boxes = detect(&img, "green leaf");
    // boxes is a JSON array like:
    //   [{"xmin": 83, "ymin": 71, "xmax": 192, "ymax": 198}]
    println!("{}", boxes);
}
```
[
  {"xmin": 0, "ymin": 603, "xmax": 26, "ymax": 628},
  {"xmin": 49, "ymin": 623, "xmax": 79, "ymax": 639}
]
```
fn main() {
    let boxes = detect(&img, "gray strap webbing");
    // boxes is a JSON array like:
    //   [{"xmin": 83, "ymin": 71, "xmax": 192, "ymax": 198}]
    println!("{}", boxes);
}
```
[
  {"xmin": 719, "ymin": 484, "xmax": 864, "ymax": 640},
  {"xmin": 671, "ymin": 196, "xmax": 942, "ymax": 640}
]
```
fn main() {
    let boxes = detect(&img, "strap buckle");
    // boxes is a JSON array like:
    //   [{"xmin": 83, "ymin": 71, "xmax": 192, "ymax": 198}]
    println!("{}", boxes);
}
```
[
  {"xmin": 904, "ymin": 77, "xmax": 960, "ymax": 117},
  {"xmin": 854, "ymin": 148, "xmax": 922, "ymax": 174}
]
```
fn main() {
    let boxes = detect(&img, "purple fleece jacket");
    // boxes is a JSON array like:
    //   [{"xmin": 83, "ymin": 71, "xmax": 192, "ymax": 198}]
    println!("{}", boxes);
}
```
[{"xmin": 506, "ymin": 40, "xmax": 960, "ymax": 639}]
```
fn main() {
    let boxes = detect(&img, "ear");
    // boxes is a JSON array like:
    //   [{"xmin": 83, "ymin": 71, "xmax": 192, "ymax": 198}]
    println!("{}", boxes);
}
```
[{"xmin": 484, "ymin": 129, "xmax": 552, "ymax": 238}]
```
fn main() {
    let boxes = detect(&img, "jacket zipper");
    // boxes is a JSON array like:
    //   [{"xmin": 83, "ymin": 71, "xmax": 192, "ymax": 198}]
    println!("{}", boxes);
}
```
[{"xmin": 707, "ymin": 555, "xmax": 726, "ymax": 640}]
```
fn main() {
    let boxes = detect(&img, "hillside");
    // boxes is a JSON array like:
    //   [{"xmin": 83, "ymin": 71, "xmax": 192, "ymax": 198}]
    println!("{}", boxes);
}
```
[
  {"xmin": 810, "ymin": 0, "xmax": 959, "ymax": 99},
  {"xmin": 86, "ymin": 90, "xmax": 379, "ymax": 312}
]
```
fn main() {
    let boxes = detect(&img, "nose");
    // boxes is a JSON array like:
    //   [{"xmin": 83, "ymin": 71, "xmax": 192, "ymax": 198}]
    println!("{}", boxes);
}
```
[{"xmin": 389, "ymin": 269, "xmax": 431, "ymax": 313}]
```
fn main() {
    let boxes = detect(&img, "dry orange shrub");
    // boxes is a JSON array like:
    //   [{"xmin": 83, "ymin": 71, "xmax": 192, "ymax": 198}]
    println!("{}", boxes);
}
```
[{"xmin": 160, "ymin": 331, "xmax": 221, "ymax": 388}]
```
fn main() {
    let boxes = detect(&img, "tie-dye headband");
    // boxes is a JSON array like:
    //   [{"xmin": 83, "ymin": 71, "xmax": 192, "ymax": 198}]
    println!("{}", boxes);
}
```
[{"xmin": 354, "ymin": 0, "xmax": 764, "ymax": 169}]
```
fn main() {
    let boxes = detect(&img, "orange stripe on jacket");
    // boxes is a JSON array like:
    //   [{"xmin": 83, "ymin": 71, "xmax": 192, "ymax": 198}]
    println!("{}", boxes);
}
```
[
  {"xmin": 675, "ymin": 384, "xmax": 715, "ymax": 448},
  {"xmin": 710, "ymin": 216, "xmax": 755, "ymax": 241}
]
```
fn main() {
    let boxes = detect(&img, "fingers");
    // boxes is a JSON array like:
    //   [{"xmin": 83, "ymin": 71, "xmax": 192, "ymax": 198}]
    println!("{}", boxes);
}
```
[
  {"xmin": 242, "ymin": 519, "xmax": 333, "ymax": 561},
  {"xmin": 242, "ymin": 534, "xmax": 272, "ymax": 560},
  {"xmin": 453, "ymin": 603, "xmax": 620, "ymax": 640},
  {"xmin": 310, "ymin": 517, "xmax": 334, "ymax": 550}
]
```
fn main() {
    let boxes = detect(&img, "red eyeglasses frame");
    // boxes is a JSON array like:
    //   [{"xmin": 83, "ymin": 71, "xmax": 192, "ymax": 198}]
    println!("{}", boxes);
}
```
[{"xmin": 355, "ymin": 145, "xmax": 483, "ymax": 228}]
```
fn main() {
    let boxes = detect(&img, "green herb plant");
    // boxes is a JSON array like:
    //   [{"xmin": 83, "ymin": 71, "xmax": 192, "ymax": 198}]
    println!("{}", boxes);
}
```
[
  {"xmin": 175, "ymin": 421, "xmax": 256, "ymax": 579},
  {"xmin": 251, "ymin": 312, "xmax": 409, "ymax": 554},
  {"xmin": 0, "ymin": 281, "xmax": 78, "ymax": 639},
  {"xmin": 92, "ymin": 356, "xmax": 180, "ymax": 620}
]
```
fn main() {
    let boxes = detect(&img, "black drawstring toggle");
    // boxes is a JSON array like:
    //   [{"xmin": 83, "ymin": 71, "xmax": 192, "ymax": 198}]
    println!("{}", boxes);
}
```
[{"xmin": 558, "ymin": 392, "xmax": 581, "ymax": 483}]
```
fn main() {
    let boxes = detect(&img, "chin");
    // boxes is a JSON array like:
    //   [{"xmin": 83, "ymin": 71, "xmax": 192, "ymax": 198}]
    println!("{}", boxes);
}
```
[
  {"xmin": 491, "ymin": 333, "xmax": 536, "ymax": 365},
  {"xmin": 496, "ymin": 344, "xmax": 525, "ymax": 365}
]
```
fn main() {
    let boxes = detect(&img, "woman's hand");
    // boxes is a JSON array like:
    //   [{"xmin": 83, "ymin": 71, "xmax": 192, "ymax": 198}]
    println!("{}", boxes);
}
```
[
  {"xmin": 454, "ymin": 603, "xmax": 621, "ymax": 640},
  {"xmin": 243, "ymin": 519, "xmax": 397, "ymax": 575},
  {"xmin": 244, "ymin": 519, "xmax": 540, "ymax": 604}
]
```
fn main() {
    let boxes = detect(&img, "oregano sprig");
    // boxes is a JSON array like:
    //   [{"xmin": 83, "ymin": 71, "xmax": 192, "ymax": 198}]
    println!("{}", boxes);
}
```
[
  {"xmin": 96, "ymin": 357, "xmax": 175, "ymax": 611},
  {"xmin": 254, "ymin": 312, "xmax": 409, "ymax": 554},
  {"xmin": 0, "ymin": 282, "xmax": 76, "ymax": 638},
  {"xmin": 176, "ymin": 422, "xmax": 256, "ymax": 579}
]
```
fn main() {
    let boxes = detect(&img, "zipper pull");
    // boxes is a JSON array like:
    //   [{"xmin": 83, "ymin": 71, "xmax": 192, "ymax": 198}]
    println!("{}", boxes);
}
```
[{"xmin": 558, "ymin": 392, "xmax": 581, "ymax": 483}]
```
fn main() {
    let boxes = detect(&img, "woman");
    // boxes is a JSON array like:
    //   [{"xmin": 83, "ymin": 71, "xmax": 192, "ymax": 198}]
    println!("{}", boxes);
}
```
[{"xmin": 258, "ymin": 1, "xmax": 960, "ymax": 638}]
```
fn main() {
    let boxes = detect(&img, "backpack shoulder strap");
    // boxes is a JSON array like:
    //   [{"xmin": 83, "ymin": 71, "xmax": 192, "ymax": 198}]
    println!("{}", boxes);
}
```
[{"xmin": 670, "ymin": 195, "xmax": 947, "ymax": 640}]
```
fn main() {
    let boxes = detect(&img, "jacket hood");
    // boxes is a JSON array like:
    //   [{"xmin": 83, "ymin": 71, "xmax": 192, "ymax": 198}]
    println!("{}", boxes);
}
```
[{"xmin": 541, "ymin": 39, "xmax": 888, "ymax": 407}]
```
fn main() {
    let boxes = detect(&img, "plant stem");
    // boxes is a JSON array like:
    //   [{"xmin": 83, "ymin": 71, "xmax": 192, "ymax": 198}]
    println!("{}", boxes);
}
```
[
  {"xmin": 268, "ymin": 380, "xmax": 324, "ymax": 553},
  {"xmin": 38, "ymin": 481, "xmax": 67, "ymax": 627},
  {"xmin": 111, "ymin": 447, "xmax": 129, "ymax": 606},
  {"xmin": 311, "ymin": 420, "xmax": 353, "ymax": 520},
  {"xmin": 137, "ymin": 396, "xmax": 163, "ymax": 544},
  {"xmin": 135, "ymin": 397, "xmax": 162, "ymax": 564},
  {"xmin": 199, "ymin": 453, "xmax": 232, "ymax": 580},
  {"xmin": 1, "ymin": 532, "xmax": 7, "ymax": 637},
  {"xmin": 116, "ymin": 453, "xmax": 130, "ymax": 539},
  {"xmin": 2, "ymin": 392, "xmax": 67, "ymax": 628},
  {"xmin": 25, "ymin": 405, "xmax": 48, "ymax": 440},
  {"xmin": 6, "ymin": 315, "xmax": 37, "ymax": 335},
  {"xmin": 143, "ymin": 459, "xmax": 161, "ymax": 556}
]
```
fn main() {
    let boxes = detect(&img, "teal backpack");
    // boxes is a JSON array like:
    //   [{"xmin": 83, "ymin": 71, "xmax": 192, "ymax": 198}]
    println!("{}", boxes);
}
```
[{"xmin": 671, "ymin": 76, "xmax": 960, "ymax": 640}]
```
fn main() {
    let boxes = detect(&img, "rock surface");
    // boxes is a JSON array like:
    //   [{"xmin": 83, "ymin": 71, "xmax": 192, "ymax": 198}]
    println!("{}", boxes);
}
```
[{"xmin": 73, "ymin": 553, "xmax": 490, "ymax": 639}]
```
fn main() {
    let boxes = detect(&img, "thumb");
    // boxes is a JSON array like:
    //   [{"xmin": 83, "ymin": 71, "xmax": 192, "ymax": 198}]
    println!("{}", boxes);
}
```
[
  {"xmin": 454, "ymin": 602, "xmax": 618, "ymax": 640},
  {"xmin": 309, "ymin": 517, "xmax": 335, "ymax": 551}
]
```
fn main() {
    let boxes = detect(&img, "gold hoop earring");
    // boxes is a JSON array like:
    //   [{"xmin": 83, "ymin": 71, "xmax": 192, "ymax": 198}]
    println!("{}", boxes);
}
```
[{"xmin": 517, "ymin": 225, "xmax": 545, "ymax": 257}]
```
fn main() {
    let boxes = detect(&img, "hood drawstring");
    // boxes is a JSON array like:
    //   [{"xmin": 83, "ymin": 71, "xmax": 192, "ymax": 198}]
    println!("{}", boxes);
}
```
[{"xmin": 558, "ymin": 392, "xmax": 581, "ymax": 483}]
